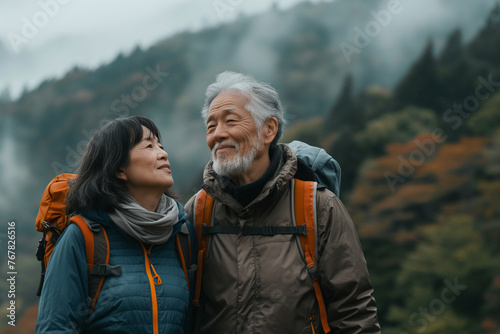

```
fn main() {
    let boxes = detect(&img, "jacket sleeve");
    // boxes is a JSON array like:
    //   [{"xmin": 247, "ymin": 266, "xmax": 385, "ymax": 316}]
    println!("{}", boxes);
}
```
[
  {"xmin": 36, "ymin": 223, "xmax": 90, "ymax": 333},
  {"xmin": 316, "ymin": 190, "xmax": 381, "ymax": 333},
  {"xmin": 184, "ymin": 194, "xmax": 197, "ymax": 224}
]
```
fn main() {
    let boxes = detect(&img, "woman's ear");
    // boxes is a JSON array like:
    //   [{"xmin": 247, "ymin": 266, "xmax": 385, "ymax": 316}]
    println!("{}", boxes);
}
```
[
  {"xmin": 116, "ymin": 168, "xmax": 127, "ymax": 181},
  {"xmin": 263, "ymin": 117, "xmax": 279, "ymax": 145}
]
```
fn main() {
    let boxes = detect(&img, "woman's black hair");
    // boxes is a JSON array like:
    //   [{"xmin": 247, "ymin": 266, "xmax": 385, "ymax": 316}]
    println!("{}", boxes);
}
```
[{"xmin": 66, "ymin": 115, "xmax": 163, "ymax": 214}]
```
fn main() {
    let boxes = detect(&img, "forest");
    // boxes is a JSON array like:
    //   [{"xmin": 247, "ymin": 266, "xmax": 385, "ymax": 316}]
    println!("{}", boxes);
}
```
[{"xmin": 0, "ymin": 1, "xmax": 499, "ymax": 332}]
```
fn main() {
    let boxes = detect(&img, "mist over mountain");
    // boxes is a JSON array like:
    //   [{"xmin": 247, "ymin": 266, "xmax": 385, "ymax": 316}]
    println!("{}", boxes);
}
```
[
  {"xmin": 1, "ymin": 1, "xmax": 500, "ymax": 331},
  {"xmin": 0, "ymin": 0, "xmax": 497, "ymax": 227},
  {"xmin": 0, "ymin": 0, "xmax": 496, "ymax": 97}
]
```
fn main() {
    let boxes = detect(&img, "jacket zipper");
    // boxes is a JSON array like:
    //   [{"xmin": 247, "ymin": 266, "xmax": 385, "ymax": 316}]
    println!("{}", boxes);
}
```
[
  {"xmin": 142, "ymin": 243, "xmax": 160, "ymax": 334},
  {"xmin": 310, "ymin": 317, "xmax": 316, "ymax": 334}
]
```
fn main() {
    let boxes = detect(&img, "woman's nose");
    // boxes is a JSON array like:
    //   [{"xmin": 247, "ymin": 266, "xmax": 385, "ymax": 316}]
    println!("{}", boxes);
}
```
[{"xmin": 158, "ymin": 148, "xmax": 168, "ymax": 160}]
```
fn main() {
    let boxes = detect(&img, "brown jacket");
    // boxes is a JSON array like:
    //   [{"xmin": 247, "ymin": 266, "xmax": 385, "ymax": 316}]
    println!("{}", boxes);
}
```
[{"xmin": 185, "ymin": 144, "xmax": 380, "ymax": 334}]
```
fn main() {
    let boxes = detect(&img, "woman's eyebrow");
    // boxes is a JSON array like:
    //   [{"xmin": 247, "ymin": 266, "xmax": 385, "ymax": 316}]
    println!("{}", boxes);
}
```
[{"xmin": 140, "ymin": 136, "xmax": 161, "ymax": 144}]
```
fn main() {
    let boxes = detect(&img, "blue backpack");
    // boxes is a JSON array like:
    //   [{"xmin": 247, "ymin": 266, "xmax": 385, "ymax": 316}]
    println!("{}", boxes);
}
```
[{"xmin": 288, "ymin": 140, "xmax": 341, "ymax": 196}]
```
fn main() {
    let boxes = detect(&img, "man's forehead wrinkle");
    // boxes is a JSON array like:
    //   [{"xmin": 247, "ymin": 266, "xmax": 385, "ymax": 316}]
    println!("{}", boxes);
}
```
[{"xmin": 208, "ymin": 109, "xmax": 235, "ymax": 122}]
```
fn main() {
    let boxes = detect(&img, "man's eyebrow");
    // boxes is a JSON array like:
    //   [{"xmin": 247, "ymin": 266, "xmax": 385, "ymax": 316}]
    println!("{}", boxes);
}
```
[
  {"xmin": 207, "ymin": 109, "xmax": 234, "ymax": 123},
  {"xmin": 207, "ymin": 114, "xmax": 214, "ymax": 124}
]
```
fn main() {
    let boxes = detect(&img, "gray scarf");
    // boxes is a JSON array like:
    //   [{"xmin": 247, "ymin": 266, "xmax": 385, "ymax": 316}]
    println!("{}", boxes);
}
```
[{"xmin": 108, "ymin": 194, "xmax": 179, "ymax": 244}]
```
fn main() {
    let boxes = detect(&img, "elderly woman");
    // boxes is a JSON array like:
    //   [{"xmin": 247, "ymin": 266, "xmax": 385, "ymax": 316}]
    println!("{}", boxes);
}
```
[{"xmin": 36, "ymin": 116, "xmax": 192, "ymax": 333}]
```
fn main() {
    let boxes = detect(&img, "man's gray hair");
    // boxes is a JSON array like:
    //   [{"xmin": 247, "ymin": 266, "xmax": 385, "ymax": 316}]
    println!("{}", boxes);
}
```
[{"xmin": 201, "ymin": 71, "xmax": 285, "ymax": 146}]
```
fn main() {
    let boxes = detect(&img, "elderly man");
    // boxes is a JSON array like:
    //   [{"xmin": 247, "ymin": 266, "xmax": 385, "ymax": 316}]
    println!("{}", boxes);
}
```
[{"xmin": 185, "ymin": 71, "xmax": 380, "ymax": 334}]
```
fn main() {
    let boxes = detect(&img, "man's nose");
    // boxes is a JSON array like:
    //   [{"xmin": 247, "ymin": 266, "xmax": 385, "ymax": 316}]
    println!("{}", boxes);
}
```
[{"xmin": 212, "ymin": 124, "xmax": 228, "ymax": 141}]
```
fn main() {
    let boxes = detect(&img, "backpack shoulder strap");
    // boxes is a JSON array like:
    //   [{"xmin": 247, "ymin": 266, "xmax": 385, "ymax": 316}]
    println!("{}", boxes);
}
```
[
  {"xmin": 173, "ymin": 199, "xmax": 197, "ymax": 291},
  {"xmin": 176, "ymin": 220, "xmax": 197, "ymax": 290},
  {"xmin": 70, "ymin": 215, "xmax": 121, "ymax": 314},
  {"xmin": 293, "ymin": 179, "xmax": 332, "ymax": 334},
  {"xmin": 193, "ymin": 189, "xmax": 214, "ymax": 307}
]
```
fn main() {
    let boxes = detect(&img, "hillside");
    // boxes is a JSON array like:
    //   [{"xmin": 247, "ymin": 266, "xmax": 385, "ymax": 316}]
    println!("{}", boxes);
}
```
[
  {"xmin": 1, "ymin": 0, "xmax": 496, "ymax": 226},
  {"xmin": 331, "ymin": 5, "xmax": 500, "ymax": 331},
  {"xmin": 1, "ymin": 1, "xmax": 499, "ymax": 332}
]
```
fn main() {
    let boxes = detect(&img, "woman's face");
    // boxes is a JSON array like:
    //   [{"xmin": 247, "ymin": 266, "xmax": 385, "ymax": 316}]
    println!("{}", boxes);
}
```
[{"xmin": 117, "ymin": 126, "xmax": 173, "ymax": 197}]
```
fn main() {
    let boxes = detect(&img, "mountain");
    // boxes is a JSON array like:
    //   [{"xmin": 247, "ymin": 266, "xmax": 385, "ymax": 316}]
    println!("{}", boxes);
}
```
[
  {"xmin": 1, "ymin": 1, "xmax": 500, "ymax": 332},
  {"xmin": 1, "ymin": 0, "xmax": 497, "ymax": 219}
]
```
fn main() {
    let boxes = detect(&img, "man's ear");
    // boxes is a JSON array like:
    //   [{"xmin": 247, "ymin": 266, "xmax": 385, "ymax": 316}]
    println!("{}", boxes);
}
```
[
  {"xmin": 263, "ymin": 117, "xmax": 279, "ymax": 145},
  {"xmin": 116, "ymin": 168, "xmax": 127, "ymax": 181}
]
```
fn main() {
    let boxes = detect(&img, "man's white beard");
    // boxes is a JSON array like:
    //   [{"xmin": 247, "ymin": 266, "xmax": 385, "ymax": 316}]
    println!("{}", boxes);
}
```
[{"xmin": 212, "ymin": 140, "xmax": 259, "ymax": 177}]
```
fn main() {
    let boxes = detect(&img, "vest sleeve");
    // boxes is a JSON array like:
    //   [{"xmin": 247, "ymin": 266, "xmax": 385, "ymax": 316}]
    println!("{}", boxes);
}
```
[{"xmin": 36, "ymin": 223, "xmax": 90, "ymax": 333}]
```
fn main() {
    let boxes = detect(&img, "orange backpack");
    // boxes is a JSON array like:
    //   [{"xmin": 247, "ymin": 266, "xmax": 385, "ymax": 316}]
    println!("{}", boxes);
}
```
[
  {"xmin": 35, "ymin": 173, "xmax": 195, "ymax": 314},
  {"xmin": 193, "ymin": 178, "xmax": 332, "ymax": 334}
]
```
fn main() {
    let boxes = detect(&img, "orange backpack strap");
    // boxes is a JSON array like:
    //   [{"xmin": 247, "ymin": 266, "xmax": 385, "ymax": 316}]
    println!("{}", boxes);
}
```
[
  {"xmin": 176, "ymin": 221, "xmax": 197, "ymax": 291},
  {"xmin": 176, "ymin": 234, "xmax": 191, "ymax": 291},
  {"xmin": 193, "ymin": 190, "xmax": 214, "ymax": 307},
  {"xmin": 293, "ymin": 179, "xmax": 332, "ymax": 334},
  {"xmin": 70, "ymin": 215, "xmax": 121, "ymax": 314}
]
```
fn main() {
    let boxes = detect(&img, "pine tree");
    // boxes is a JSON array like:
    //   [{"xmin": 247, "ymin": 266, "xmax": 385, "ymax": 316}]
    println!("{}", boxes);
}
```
[
  {"xmin": 438, "ymin": 28, "xmax": 474, "ymax": 118},
  {"xmin": 466, "ymin": 3, "xmax": 500, "ymax": 66},
  {"xmin": 392, "ymin": 41, "xmax": 441, "ymax": 112},
  {"xmin": 327, "ymin": 132, "xmax": 364, "ymax": 197},
  {"xmin": 0, "ymin": 87, "xmax": 10, "ymax": 102},
  {"xmin": 439, "ymin": 28, "xmax": 462, "ymax": 64},
  {"xmin": 325, "ymin": 73, "xmax": 363, "ymax": 133}
]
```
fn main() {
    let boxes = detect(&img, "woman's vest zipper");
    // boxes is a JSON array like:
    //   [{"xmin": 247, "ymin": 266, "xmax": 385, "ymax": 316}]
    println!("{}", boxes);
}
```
[{"xmin": 142, "ymin": 243, "xmax": 161, "ymax": 334}]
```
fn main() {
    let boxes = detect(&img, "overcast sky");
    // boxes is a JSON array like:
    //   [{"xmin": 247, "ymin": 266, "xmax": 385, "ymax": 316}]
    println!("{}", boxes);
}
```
[{"xmin": 0, "ymin": 0, "xmax": 315, "ymax": 98}]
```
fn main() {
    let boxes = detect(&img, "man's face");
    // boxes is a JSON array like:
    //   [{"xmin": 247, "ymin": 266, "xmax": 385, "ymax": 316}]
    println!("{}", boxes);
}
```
[{"xmin": 206, "ymin": 91, "xmax": 262, "ymax": 178}]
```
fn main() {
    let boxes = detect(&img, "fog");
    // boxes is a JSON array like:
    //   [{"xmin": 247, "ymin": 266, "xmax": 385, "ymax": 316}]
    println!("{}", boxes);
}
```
[{"xmin": 0, "ymin": 0, "xmax": 307, "ymax": 98}]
